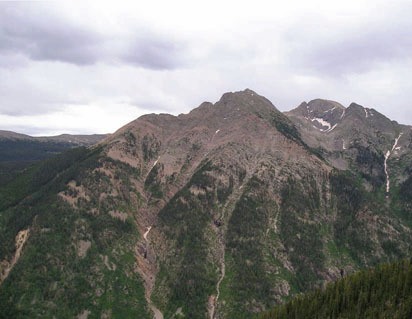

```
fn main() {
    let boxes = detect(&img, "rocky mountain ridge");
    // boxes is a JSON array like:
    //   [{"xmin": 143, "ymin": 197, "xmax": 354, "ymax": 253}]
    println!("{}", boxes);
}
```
[
  {"xmin": 0, "ymin": 89, "xmax": 412, "ymax": 319},
  {"xmin": 287, "ymin": 98, "xmax": 412, "ymax": 190}
]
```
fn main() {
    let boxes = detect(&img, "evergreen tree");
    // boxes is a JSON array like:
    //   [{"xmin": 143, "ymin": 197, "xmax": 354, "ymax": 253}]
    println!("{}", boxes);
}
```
[{"xmin": 259, "ymin": 258, "xmax": 412, "ymax": 319}]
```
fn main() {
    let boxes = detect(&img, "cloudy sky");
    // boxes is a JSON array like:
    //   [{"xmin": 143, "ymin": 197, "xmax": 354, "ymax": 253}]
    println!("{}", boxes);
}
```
[{"xmin": 1, "ymin": 0, "xmax": 412, "ymax": 136}]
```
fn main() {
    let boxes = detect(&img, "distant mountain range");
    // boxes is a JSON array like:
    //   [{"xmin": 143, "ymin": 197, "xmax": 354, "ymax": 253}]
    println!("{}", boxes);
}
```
[
  {"xmin": 0, "ymin": 130, "xmax": 108, "ymax": 144},
  {"xmin": 0, "ymin": 131, "xmax": 107, "ymax": 185},
  {"xmin": 0, "ymin": 89, "xmax": 411, "ymax": 319}
]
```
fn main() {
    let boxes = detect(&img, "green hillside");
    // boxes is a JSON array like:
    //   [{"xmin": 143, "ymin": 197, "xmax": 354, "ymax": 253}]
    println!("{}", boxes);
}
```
[{"xmin": 259, "ymin": 258, "xmax": 412, "ymax": 319}]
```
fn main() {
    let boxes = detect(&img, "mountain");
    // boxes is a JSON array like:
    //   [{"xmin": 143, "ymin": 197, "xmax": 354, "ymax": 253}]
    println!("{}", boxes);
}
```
[
  {"xmin": 0, "ymin": 130, "xmax": 107, "ymax": 144},
  {"xmin": 0, "ymin": 89, "xmax": 412, "ymax": 319},
  {"xmin": 286, "ymin": 99, "xmax": 412, "ymax": 194},
  {"xmin": 258, "ymin": 257, "xmax": 412, "ymax": 319},
  {"xmin": 0, "ymin": 131, "xmax": 107, "ymax": 185}
]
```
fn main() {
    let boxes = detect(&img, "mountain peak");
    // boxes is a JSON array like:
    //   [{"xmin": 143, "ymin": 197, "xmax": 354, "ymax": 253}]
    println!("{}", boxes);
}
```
[
  {"xmin": 308, "ymin": 99, "xmax": 345, "ymax": 110},
  {"xmin": 106, "ymin": 89, "xmax": 306, "ymax": 161},
  {"xmin": 217, "ymin": 89, "xmax": 281, "ymax": 116},
  {"xmin": 345, "ymin": 102, "xmax": 401, "ymax": 132},
  {"xmin": 290, "ymin": 99, "xmax": 345, "ymax": 115},
  {"xmin": 220, "ymin": 88, "xmax": 258, "ymax": 99},
  {"xmin": 181, "ymin": 89, "xmax": 281, "ymax": 127},
  {"xmin": 287, "ymin": 99, "xmax": 345, "ymax": 132}
]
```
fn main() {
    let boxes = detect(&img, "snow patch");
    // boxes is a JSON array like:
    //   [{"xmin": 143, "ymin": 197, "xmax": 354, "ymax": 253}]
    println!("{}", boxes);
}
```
[
  {"xmin": 143, "ymin": 226, "xmax": 152, "ymax": 241},
  {"xmin": 384, "ymin": 133, "xmax": 403, "ymax": 193},
  {"xmin": 391, "ymin": 134, "xmax": 403, "ymax": 152},
  {"xmin": 151, "ymin": 156, "xmax": 160, "ymax": 169},
  {"xmin": 324, "ymin": 106, "xmax": 337, "ymax": 113},
  {"xmin": 215, "ymin": 129, "xmax": 220, "ymax": 134},
  {"xmin": 364, "ymin": 108, "xmax": 369, "ymax": 118},
  {"xmin": 340, "ymin": 110, "xmax": 346, "ymax": 119},
  {"xmin": 384, "ymin": 150, "xmax": 391, "ymax": 193},
  {"xmin": 312, "ymin": 117, "xmax": 331, "ymax": 131},
  {"xmin": 325, "ymin": 123, "xmax": 338, "ymax": 133}
]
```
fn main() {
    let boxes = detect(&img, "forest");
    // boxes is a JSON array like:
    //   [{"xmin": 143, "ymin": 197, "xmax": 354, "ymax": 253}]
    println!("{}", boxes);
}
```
[{"xmin": 259, "ymin": 258, "xmax": 412, "ymax": 319}]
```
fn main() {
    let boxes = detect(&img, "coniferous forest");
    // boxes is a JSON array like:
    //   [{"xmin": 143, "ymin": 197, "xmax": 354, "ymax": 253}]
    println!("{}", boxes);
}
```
[{"xmin": 259, "ymin": 258, "xmax": 412, "ymax": 319}]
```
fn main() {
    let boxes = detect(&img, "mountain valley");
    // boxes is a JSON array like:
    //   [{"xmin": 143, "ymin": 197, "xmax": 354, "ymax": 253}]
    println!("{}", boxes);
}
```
[{"xmin": 0, "ymin": 131, "xmax": 107, "ymax": 185}]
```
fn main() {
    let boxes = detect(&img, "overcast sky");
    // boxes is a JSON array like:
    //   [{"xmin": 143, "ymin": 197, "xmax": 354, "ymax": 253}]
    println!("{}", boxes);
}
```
[{"xmin": 1, "ymin": 0, "xmax": 412, "ymax": 136}]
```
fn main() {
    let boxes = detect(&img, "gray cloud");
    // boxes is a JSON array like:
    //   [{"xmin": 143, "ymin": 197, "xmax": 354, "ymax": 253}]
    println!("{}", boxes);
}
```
[
  {"xmin": 302, "ymin": 30, "xmax": 412, "ymax": 76},
  {"xmin": 121, "ymin": 35, "xmax": 186, "ymax": 70},
  {"xmin": 0, "ymin": 3, "xmax": 186, "ymax": 69},
  {"xmin": 285, "ymin": 9, "xmax": 412, "ymax": 76},
  {"xmin": 0, "ymin": 3, "xmax": 103, "ymax": 65},
  {"xmin": 1, "ymin": 1, "xmax": 412, "ymax": 136},
  {"xmin": 0, "ymin": 52, "xmax": 29, "ymax": 69}
]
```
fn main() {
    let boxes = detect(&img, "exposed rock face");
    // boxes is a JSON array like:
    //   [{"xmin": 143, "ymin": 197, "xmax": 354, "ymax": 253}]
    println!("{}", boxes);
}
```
[
  {"xmin": 287, "ymin": 98, "xmax": 412, "ymax": 191},
  {"xmin": 1, "ymin": 89, "xmax": 412, "ymax": 319},
  {"xmin": 289, "ymin": 99, "xmax": 345, "ymax": 132}
]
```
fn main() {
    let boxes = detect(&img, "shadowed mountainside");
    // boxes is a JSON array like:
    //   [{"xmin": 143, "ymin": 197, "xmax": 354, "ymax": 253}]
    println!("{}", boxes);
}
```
[{"xmin": 0, "ymin": 131, "xmax": 107, "ymax": 185}]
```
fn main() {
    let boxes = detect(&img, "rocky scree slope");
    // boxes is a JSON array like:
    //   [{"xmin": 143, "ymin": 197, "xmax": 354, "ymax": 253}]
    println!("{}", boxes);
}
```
[{"xmin": 1, "ymin": 90, "xmax": 412, "ymax": 319}]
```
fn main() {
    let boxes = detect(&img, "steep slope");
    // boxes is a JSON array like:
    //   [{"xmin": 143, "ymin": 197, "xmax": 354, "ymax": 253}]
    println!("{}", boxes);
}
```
[
  {"xmin": 94, "ymin": 89, "xmax": 325, "ymax": 318},
  {"xmin": 1, "ymin": 90, "xmax": 412, "ymax": 319},
  {"xmin": 0, "ymin": 146, "xmax": 152, "ymax": 318},
  {"xmin": 286, "ymin": 100, "xmax": 412, "ymax": 192},
  {"xmin": 259, "ymin": 257, "xmax": 412, "ymax": 319}
]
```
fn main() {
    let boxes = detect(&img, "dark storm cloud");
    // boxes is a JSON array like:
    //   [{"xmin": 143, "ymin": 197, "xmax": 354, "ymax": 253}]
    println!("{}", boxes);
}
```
[{"xmin": 0, "ymin": 3, "xmax": 186, "ymax": 69}]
